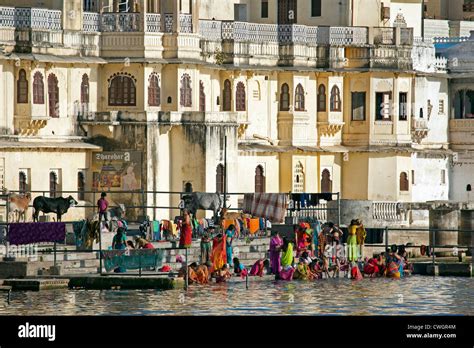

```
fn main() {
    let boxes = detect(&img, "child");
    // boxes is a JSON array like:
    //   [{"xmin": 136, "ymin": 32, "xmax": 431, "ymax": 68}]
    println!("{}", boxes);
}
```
[{"xmin": 97, "ymin": 192, "xmax": 108, "ymax": 222}]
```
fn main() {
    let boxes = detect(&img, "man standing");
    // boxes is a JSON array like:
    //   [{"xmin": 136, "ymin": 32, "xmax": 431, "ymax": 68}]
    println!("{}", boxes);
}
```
[{"xmin": 97, "ymin": 192, "xmax": 109, "ymax": 221}]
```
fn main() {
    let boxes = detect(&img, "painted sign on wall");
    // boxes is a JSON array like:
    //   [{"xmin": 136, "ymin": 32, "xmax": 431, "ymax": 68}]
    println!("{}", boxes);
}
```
[{"xmin": 92, "ymin": 151, "xmax": 142, "ymax": 191}]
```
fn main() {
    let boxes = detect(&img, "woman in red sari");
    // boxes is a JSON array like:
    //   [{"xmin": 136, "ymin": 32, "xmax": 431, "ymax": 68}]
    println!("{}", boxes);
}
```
[{"xmin": 179, "ymin": 209, "xmax": 193, "ymax": 248}]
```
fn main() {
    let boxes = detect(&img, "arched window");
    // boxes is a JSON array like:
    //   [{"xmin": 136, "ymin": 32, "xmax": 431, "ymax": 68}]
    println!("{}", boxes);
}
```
[
  {"xmin": 280, "ymin": 83, "xmax": 290, "ymax": 111},
  {"xmin": 467, "ymin": 184, "xmax": 472, "ymax": 192},
  {"xmin": 318, "ymin": 84, "xmax": 326, "ymax": 111},
  {"xmin": 454, "ymin": 89, "xmax": 474, "ymax": 119},
  {"xmin": 330, "ymin": 85, "xmax": 341, "ymax": 111},
  {"xmin": 223, "ymin": 79, "xmax": 232, "ymax": 111},
  {"xmin": 81, "ymin": 74, "xmax": 89, "ymax": 115},
  {"xmin": 48, "ymin": 74, "xmax": 59, "ymax": 118},
  {"xmin": 33, "ymin": 72, "xmax": 44, "ymax": 104},
  {"xmin": 17, "ymin": 69, "xmax": 28, "ymax": 104},
  {"xmin": 255, "ymin": 165, "xmax": 266, "ymax": 193},
  {"xmin": 199, "ymin": 80, "xmax": 206, "ymax": 112},
  {"xmin": 77, "ymin": 172, "xmax": 85, "ymax": 201},
  {"xmin": 148, "ymin": 74, "xmax": 160, "ymax": 107},
  {"xmin": 295, "ymin": 84, "xmax": 305, "ymax": 111},
  {"xmin": 293, "ymin": 162, "xmax": 304, "ymax": 193},
  {"xmin": 216, "ymin": 164, "xmax": 225, "ymax": 193},
  {"xmin": 321, "ymin": 169, "xmax": 332, "ymax": 193},
  {"xmin": 108, "ymin": 75, "xmax": 136, "ymax": 106},
  {"xmin": 184, "ymin": 182, "xmax": 193, "ymax": 193},
  {"xmin": 400, "ymin": 172, "xmax": 409, "ymax": 191},
  {"xmin": 236, "ymin": 82, "xmax": 246, "ymax": 111},
  {"xmin": 50, "ymin": 171, "xmax": 58, "ymax": 198},
  {"xmin": 19, "ymin": 172, "xmax": 27, "ymax": 194},
  {"xmin": 180, "ymin": 74, "xmax": 192, "ymax": 107}
]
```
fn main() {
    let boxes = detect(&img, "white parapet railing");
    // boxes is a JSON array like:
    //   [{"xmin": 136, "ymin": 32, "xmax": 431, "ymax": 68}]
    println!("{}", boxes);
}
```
[
  {"xmin": 433, "ymin": 36, "xmax": 470, "ymax": 43},
  {"xmin": 0, "ymin": 7, "xmax": 61, "ymax": 30},
  {"xmin": 330, "ymin": 26, "xmax": 368, "ymax": 45},
  {"xmin": 372, "ymin": 202, "xmax": 405, "ymax": 222},
  {"xmin": 146, "ymin": 13, "xmax": 161, "ymax": 32},
  {"xmin": 83, "ymin": 12, "xmax": 100, "ymax": 32},
  {"xmin": 101, "ymin": 12, "xmax": 140, "ymax": 32},
  {"xmin": 199, "ymin": 19, "xmax": 222, "ymax": 41},
  {"xmin": 287, "ymin": 202, "xmax": 328, "ymax": 222}
]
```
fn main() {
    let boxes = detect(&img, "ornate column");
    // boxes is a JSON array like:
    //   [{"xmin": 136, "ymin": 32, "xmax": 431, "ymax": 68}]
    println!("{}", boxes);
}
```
[
  {"xmin": 172, "ymin": 0, "xmax": 180, "ymax": 33},
  {"xmin": 191, "ymin": 0, "xmax": 200, "ymax": 34}
]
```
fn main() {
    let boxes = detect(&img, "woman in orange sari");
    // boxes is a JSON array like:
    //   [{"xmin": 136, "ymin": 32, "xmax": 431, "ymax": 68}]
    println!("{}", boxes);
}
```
[{"xmin": 210, "ymin": 233, "xmax": 227, "ymax": 273}]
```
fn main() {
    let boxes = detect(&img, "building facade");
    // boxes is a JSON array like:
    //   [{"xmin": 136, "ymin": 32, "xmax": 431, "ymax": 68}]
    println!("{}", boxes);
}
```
[{"xmin": 0, "ymin": 0, "xmax": 468, "ymax": 225}]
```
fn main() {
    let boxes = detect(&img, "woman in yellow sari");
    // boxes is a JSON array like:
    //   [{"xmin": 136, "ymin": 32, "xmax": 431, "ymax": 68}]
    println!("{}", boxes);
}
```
[{"xmin": 210, "ymin": 233, "xmax": 227, "ymax": 273}]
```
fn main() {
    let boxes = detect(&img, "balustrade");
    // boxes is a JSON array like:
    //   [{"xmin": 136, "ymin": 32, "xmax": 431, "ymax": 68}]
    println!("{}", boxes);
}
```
[
  {"xmin": 373, "ymin": 27, "xmax": 395, "ymax": 45},
  {"xmin": 372, "ymin": 202, "xmax": 405, "ymax": 222},
  {"xmin": 101, "ymin": 12, "xmax": 140, "ymax": 32},
  {"xmin": 83, "ymin": 12, "xmax": 100, "ymax": 32}
]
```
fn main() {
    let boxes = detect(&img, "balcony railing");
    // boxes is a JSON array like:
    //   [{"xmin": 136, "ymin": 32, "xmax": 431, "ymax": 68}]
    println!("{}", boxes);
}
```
[
  {"xmin": 101, "ymin": 12, "xmax": 140, "ymax": 32},
  {"xmin": 373, "ymin": 27, "xmax": 395, "ymax": 45},
  {"xmin": 463, "ymin": 3, "xmax": 474, "ymax": 12},
  {"xmin": 146, "ymin": 13, "xmax": 161, "ymax": 32},
  {"xmin": 372, "ymin": 202, "xmax": 406, "ymax": 222},
  {"xmin": 412, "ymin": 118, "xmax": 428, "ymax": 130},
  {"xmin": 0, "ymin": 7, "xmax": 61, "ymax": 30},
  {"xmin": 83, "ymin": 12, "xmax": 100, "ymax": 32}
]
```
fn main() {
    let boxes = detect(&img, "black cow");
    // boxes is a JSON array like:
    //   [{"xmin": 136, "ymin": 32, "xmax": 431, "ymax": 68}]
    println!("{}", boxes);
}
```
[
  {"xmin": 181, "ymin": 192, "xmax": 223, "ymax": 223},
  {"xmin": 32, "ymin": 195, "xmax": 78, "ymax": 222}
]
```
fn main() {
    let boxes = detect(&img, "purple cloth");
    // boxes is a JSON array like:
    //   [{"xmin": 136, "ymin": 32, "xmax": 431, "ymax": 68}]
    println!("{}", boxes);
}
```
[
  {"xmin": 8, "ymin": 222, "xmax": 66, "ymax": 245},
  {"xmin": 269, "ymin": 235, "xmax": 283, "ymax": 275}
]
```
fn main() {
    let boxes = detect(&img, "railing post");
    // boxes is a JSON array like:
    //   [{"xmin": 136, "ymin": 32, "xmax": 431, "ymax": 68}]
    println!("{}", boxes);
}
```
[
  {"xmin": 53, "ymin": 242, "xmax": 57, "ymax": 268},
  {"xmin": 99, "ymin": 222, "xmax": 103, "ymax": 275},
  {"xmin": 431, "ymin": 229, "xmax": 435, "ymax": 267},
  {"xmin": 384, "ymin": 226, "xmax": 389, "ymax": 252},
  {"xmin": 185, "ymin": 247, "xmax": 188, "ymax": 291},
  {"xmin": 141, "ymin": 189, "xmax": 146, "ymax": 220},
  {"xmin": 139, "ymin": 252, "xmax": 142, "ymax": 277}
]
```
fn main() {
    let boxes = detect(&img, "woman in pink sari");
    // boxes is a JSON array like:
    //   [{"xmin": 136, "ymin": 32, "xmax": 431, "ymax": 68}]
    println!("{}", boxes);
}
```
[{"xmin": 269, "ymin": 231, "xmax": 283, "ymax": 278}]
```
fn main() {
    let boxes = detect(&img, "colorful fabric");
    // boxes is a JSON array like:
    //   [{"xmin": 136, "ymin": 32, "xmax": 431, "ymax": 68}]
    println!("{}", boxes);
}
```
[
  {"xmin": 243, "ymin": 193, "xmax": 288, "ymax": 223},
  {"xmin": 356, "ymin": 225, "xmax": 367, "ymax": 245},
  {"xmin": 281, "ymin": 242, "xmax": 294, "ymax": 267},
  {"xmin": 97, "ymin": 198, "xmax": 108, "ymax": 212},
  {"xmin": 249, "ymin": 219, "xmax": 260, "ymax": 234},
  {"xmin": 280, "ymin": 266, "xmax": 295, "ymax": 281},
  {"xmin": 347, "ymin": 234, "xmax": 358, "ymax": 262},
  {"xmin": 351, "ymin": 266, "xmax": 363, "ymax": 280},
  {"xmin": 102, "ymin": 249, "xmax": 164, "ymax": 272},
  {"xmin": 249, "ymin": 259, "xmax": 264, "ymax": 277},
  {"xmin": 211, "ymin": 236, "xmax": 227, "ymax": 272},
  {"xmin": 9, "ymin": 222, "xmax": 66, "ymax": 245},
  {"xmin": 226, "ymin": 228, "xmax": 235, "ymax": 266},
  {"xmin": 152, "ymin": 221, "xmax": 161, "ymax": 241},
  {"xmin": 179, "ymin": 223, "xmax": 192, "ymax": 248},
  {"xmin": 364, "ymin": 259, "xmax": 380, "ymax": 275},
  {"xmin": 270, "ymin": 235, "xmax": 283, "ymax": 275}
]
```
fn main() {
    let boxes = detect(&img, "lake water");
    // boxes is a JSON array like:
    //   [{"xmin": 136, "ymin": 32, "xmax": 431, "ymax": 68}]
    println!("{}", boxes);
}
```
[{"xmin": 1, "ymin": 276, "xmax": 473, "ymax": 315}]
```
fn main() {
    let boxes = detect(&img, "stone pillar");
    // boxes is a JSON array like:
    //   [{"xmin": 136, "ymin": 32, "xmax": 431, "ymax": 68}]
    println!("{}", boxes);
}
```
[
  {"xmin": 172, "ymin": 0, "xmax": 180, "ymax": 33},
  {"xmin": 459, "ymin": 210, "xmax": 474, "ymax": 253},
  {"xmin": 139, "ymin": 0, "xmax": 147, "ymax": 31},
  {"xmin": 160, "ymin": 0, "xmax": 165, "ymax": 31},
  {"xmin": 62, "ymin": 0, "xmax": 83, "ymax": 31},
  {"xmin": 191, "ymin": 0, "xmax": 200, "ymax": 34},
  {"xmin": 429, "ymin": 209, "xmax": 459, "ymax": 257}
]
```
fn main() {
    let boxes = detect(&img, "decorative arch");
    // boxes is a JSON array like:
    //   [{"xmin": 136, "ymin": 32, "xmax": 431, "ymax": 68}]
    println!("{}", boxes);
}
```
[
  {"xmin": 255, "ymin": 165, "xmax": 266, "ymax": 193},
  {"xmin": 77, "ymin": 172, "xmax": 85, "ymax": 201},
  {"xmin": 400, "ymin": 172, "xmax": 409, "ymax": 191},
  {"xmin": 180, "ymin": 73, "xmax": 192, "ymax": 107},
  {"xmin": 330, "ymin": 85, "xmax": 341, "ymax": 111},
  {"xmin": 223, "ymin": 79, "xmax": 232, "ymax": 111},
  {"xmin": 50, "ymin": 171, "xmax": 58, "ymax": 198},
  {"xmin": 184, "ymin": 182, "xmax": 193, "ymax": 193},
  {"xmin": 236, "ymin": 81, "xmax": 246, "ymax": 111},
  {"xmin": 19, "ymin": 171, "xmax": 28, "ymax": 194},
  {"xmin": 33, "ymin": 71, "xmax": 44, "ymax": 104},
  {"xmin": 48, "ymin": 74, "xmax": 59, "ymax": 118},
  {"xmin": 108, "ymin": 73, "xmax": 137, "ymax": 106},
  {"xmin": 148, "ymin": 73, "xmax": 161, "ymax": 107},
  {"xmin": 293, "ymin": 161, "xmax": 305, "ymax": 193},
  {"xmin": 280, "ymin": 83, "xmax": 290, "ymax": 111},
  {"xmin": 17, "ymin": 69, "xmax": 28, "ymax": 104},
  {"xmin": 318, "ymin": 84, "xmax": 326, "ymax": 112},
  {"xmin": 321, "ymin": 169, "xmax": 332, "ymax": 193},
  {"xmin": 295, "ymin": 83, "xmax": 305, "ymax": 111}
]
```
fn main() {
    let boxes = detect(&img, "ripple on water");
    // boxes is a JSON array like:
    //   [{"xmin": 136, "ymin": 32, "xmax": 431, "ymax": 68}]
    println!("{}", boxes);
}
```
[{"xmin": 1, "ymin": 276, "xmax": 474, "ymax": 315}]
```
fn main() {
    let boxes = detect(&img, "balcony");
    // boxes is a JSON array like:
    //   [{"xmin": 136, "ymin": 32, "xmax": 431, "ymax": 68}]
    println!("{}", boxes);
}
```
[
  {"xmin": 463, "ymin": 3, "xmax": 474, "ymax": 12},
  {"xmin": 317, "ymin": 113, "xmax": 345, "ymax": 138},
  {"xmin": 411, "ymin": 118, "xmax": 429, "ymax": 143},
  {"xmin": 372, "ymin": 201, "xmax": 408, "ymax": 225}
]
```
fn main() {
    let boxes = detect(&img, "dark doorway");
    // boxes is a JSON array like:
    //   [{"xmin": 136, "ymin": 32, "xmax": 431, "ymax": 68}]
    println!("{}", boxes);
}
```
[{"xmin": 278, "ymin": 0, "xmax": 297, "ymax": 24}]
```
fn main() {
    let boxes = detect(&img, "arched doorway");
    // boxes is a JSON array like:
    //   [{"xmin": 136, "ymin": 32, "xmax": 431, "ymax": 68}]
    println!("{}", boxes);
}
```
[{"xmin": 321, "ymin": 169, "xmax": 332, "ymax": 193}]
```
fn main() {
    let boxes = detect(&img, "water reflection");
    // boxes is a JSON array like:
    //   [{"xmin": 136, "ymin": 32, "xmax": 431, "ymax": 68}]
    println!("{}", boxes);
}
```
[{"xmin": 1, "ymin": 276, "xmax": 473, "ymax": 315}]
